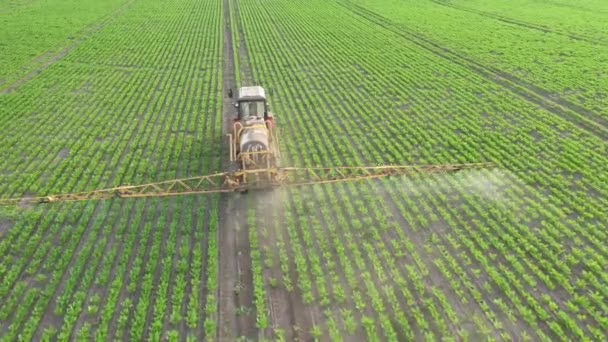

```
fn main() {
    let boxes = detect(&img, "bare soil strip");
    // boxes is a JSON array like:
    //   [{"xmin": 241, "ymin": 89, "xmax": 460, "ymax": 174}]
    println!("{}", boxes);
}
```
[
  {"xmin": 217, "ymin": 0, "xmax": 237, "ymax": 337},
  {"xmin": 430, "ymin": 0, "xmax": 608, "ymax": 46},
  {"xmin": 339, "ymin": 1, "xmax": 608, "ymax": 141},
  {"xmin": 217, "ymin": 0, "xmax": 257, "ymax": 339}
]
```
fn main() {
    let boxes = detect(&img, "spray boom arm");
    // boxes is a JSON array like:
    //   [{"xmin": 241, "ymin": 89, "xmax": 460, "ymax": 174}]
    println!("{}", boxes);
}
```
[{"xmin": 0, "ymin": 163, "xmax": 494, "ymax": 206}]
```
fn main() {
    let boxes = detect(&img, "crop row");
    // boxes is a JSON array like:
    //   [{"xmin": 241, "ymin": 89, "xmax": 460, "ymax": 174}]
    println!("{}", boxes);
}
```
[
  {"xmin": 346, "ymin": 0, "xmax": 608, "ymax": 122},
  {"xmin": 0, "ymin": 0, "xmax": 127, "ymax": 85},
  {"xmin": 0, "ymin": 0, "xmax": 223, "ymax": 340},
  {"xmin": 234, "ymin": 0, "xmax": 607, "ymax": 340},
  {"xmin": 436, "ymin": 0, "xmax": 608, "ymax": 41}
]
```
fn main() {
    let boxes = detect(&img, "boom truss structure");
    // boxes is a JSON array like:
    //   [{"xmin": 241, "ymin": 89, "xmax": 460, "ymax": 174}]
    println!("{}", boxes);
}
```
[{"xmin": 0, "ymin": 163, "xmax": 494, "ymax": 206}]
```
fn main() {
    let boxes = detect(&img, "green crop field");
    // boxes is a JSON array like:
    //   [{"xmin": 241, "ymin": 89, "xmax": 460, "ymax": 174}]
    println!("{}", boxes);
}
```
[{"xmin": 1, "ymin": 0, "xmax": 607, "ymax": 341}]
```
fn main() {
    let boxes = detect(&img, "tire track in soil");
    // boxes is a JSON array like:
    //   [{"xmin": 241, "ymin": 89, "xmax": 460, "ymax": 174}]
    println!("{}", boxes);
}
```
[
  {"xmin": 338, "ymin": 1, "xmax": 608, "ymax": 141},
  {"xmin": 246, "ymin": 0, "xmax": 604, "ymax": 336},
  {"xmin": 1, "ymin": 0, "xmax": 136, "ymax": 94},
  {"xmin": 430, "ymin": 0, "xmax": 608, "ymax": 46},
  {"xmin": 218, "ymin": 0, "xmax": 256, "ymax": 339}
]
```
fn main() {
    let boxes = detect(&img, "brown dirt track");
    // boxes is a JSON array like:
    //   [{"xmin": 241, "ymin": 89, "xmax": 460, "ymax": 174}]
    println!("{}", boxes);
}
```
[{"xmin": 217, "ymin": 1, "xmax": 318, "ymax": 340}]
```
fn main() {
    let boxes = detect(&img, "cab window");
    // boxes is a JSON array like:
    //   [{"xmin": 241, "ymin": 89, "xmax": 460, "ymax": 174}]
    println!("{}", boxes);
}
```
[{"xmin": 239, "ymin": 100, "xmax": 265, "ymax": 119}]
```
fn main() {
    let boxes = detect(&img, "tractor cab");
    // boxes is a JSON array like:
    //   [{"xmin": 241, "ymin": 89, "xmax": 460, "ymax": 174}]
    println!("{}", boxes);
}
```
[{"xmin": 235, "ymin": 86, "xmax": 271, "ymax": 121}]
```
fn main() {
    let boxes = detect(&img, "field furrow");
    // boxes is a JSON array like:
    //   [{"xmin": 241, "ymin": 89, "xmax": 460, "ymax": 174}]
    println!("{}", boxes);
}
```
[{"xmin": 1, "ymin": 0, "xmax": 606, "ymax": 340}]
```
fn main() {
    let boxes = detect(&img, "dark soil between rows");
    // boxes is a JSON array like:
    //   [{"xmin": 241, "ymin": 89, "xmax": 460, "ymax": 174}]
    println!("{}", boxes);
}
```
[{"xmin": 217, "ymin": 0, "xmax": 256, "ymax": 339}]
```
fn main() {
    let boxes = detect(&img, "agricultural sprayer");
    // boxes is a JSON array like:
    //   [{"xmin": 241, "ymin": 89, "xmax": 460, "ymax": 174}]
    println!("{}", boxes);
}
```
[{"xmin": 0, "ymin": 86, "xmax": 494, "ymax": 206}]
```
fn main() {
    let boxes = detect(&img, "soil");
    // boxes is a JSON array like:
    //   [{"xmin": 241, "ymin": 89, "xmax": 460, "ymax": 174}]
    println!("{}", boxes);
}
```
[
  {"xmin": 257, "ymin": 190, "xmax": 299, "ymax": 340},
  {"xmin": 56, "ymin": 148, "xmax": 69, "ymax": 160},
  {"xmin": 217, "ymin": 0, "xmax": 256, "ymax": 339},
  {"xmin": 34, "ymin": 200, "xmax": 111, "ymax": 339},
  {"xmin": 217, "ymin": 2, "xmax": 322, "ymax": 339},
  {"xmin": 0, "ymin": 219, "xmax": 12, "ymax": 236}
]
